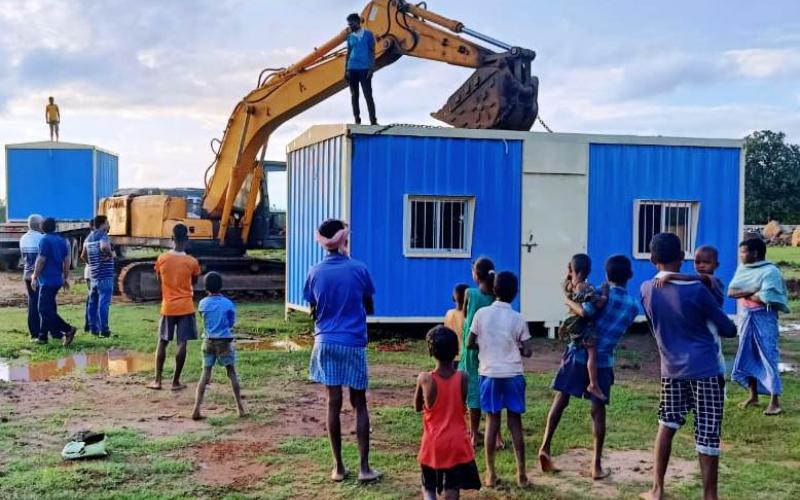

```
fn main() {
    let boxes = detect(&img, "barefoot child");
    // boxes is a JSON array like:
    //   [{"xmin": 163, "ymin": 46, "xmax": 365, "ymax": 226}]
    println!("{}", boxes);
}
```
[
  {"xmin": 148, "ymin": 224, "xmax": 201, "ymax": 391},
  {"xmin": 729, "ymin": 238, "xmax": 790, "ymax": 416},
  {"xmin": 560, "ymin": 254, "xmax": 608, "ymax": 401},
  {"xmin": 540, "ymin": 255, "xmax": 639, "ymax": 480},
  {"xmin": 458, "ymin": 257, "xmax": 503, "ymax": 449},
  {"xmin": 416, "ymin": 326, "xmax": 481, "ymax": 499},
  {"xmin": 444, "ymin": 283, "xmax": 469, "ymax": 364},
  {"xmin": 640, "ymin": 233, "xmax": 737, "ymax": 500},
  {"xmin": 192, "ymin": 272, "xmax": 245, "ymax": 420},
  {"xmin": 468, "ymin": 271, "xmax": 533, "ymax": 487}
]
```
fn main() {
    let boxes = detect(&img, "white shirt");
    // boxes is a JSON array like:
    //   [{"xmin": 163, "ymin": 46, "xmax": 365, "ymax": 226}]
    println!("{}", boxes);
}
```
[{"xmin": 471, "ymin": 301, "xmax": 531, "ymax": 377}]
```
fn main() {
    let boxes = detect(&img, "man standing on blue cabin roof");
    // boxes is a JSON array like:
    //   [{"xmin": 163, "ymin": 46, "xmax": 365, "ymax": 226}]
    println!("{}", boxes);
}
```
[{"xmin": 345, "ymin": 13, "xmax": 378, "ymax": 125}]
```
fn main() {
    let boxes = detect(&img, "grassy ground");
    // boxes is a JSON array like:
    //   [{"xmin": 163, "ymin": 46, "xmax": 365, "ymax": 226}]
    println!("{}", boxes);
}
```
[{"xmin": 0, "ymin": 296, "xmax": 799, "ymax": 499}]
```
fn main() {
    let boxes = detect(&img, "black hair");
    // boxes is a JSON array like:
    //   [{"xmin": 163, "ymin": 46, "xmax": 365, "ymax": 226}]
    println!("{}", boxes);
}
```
[
  {"xmin": 473, "ymin": 257, "xmax": 495, "ymax": 287},
  {"xmin": 93, "ymin": 215, "xmax": 107, "ymax": 229},
  {"xmin": 318, "ymin": 219, "xmax": 345, "ymax": 239},
  {"xmin": 570, "ymin": 253, "xmax": 592, "ymax": 277},
  {"xmin": 172, "ymin": 223, "xmax": 189, "ymax": 241},
  {"xmin": 204, "ymin": 272, "xmax": 223, "ymax": 294},
  {"xmin": 696, "ymin": 245, "xmax": 719, "ymax": 261},
  {"xmin": 426, "ymin": 326, "xmax": 459, "ymax": 363},
  {"xmin": 453, "ymin": 283, "xmax": 469, "ymax": 309},
  {"xmin": 605, "ymin": 254, "xmax": 633, "ymax": 285},
  {"xmin": 42, "ymin": 217, "xmax": 56, "ymax": 233},
  {"xmin": 347, "ymin": 13, "xmax": 361, "ymax": 23},
  {"xmin": 493, "ymin": 271, "xmax": 518, "ymax": 303},
  {"xmin": 739, "ymin": 238, "xmax": 767, "ymax": 260},
  {"xmin": 650, "ymin": 233, "xmax": 683, "ymax": 264}
]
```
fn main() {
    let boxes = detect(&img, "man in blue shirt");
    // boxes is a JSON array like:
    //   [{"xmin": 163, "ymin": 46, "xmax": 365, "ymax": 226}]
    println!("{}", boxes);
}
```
[
  {"xmin": 31, "ymin": 217, "xmax": 76, "ymax": 346},
  {"xmin": 304, "ymin": 218, "xmax": 381, "ymax": 483},
  {"xmin": 19, "ymin": 214, "xmax": 44, "ymax": 341},
  {"xmin": 539, "ymin": 255, "xmax": 639, "ymax": 480},
  {"xmin": 640, "ymin": 233, "xmax": 737, "ymax": 500},
  {"xmin": 81, "ymin": 215, "xmax": 114, "ymax": 337},
  {"xmin": 345, "ymin": 13, "xmax": 377, "ymax": 125}
]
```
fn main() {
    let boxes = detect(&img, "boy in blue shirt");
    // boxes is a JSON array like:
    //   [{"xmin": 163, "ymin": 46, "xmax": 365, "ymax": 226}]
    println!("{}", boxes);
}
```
[
  {"xmin": 345, "ymin": 12, "xmax": 377, "ymax": 125},
  {"xmin": 640, "ymin": 233, "xmax": 737, "ymax": 500},
  {"xmin": 191, "ymin": 272, "xmax": 245, "ymax": 420}
]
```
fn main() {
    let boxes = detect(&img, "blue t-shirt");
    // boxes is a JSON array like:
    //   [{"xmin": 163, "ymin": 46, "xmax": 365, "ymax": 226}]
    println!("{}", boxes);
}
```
[
  {"xmin": 37, "ymin": 233, "xmax": 69, "ymax": 287},
  {"xmin": 199, "ymin": 295, "xmax": 236, "ymax": 339},
  {"xmin": 19, "ymin": 230, "xmax": 44, "ymax": 280},
  {"xmin": 346, "ymin": 29, "xmax": 375, "ymax": 70},
  {"xmin": 85, "ymin": 230, "xmax": 115, "ymax": 281},
  {"xmin": 303, "ymin": 253, "xmax": 375, "ymax": 347},
  {"xmin": 570, "ymin": 286, "xmax": 639, "ymax": 368},
  {"xmin": 641, "ymin": 274, "xmax": 738, "ymax": 379}
]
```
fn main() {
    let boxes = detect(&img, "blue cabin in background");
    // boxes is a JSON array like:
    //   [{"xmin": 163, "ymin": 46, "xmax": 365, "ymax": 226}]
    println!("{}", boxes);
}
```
[
  {"xmin": 5, "ymin": 141, "xmax": 119, "ymax": 221},
  {"xmin": 286, "ymin": 125, "xmax": 743, "ymax": 331}
]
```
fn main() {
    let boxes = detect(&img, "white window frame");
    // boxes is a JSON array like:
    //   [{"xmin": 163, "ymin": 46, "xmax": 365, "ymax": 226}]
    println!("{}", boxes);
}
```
[
  {"xmin": 632, "ymin": 199, "xmax": 700, "ymax": 260},
  {"xmin": 403, "ymin": 195, "xmax": 475, "ymax": 258}
]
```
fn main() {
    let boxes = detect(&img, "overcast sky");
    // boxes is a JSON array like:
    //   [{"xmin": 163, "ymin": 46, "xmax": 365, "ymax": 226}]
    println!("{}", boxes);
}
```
[{"xmin": 1, "ymin": 0, "xmax": 799, "ymax": 209}]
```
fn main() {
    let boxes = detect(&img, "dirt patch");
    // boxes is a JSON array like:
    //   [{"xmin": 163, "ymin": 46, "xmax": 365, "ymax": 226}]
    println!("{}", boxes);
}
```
[
  {"xmin": 188, "ymin": 440, "xmax": 271, "ymax": 488},
  {"xmin": 532, "ymin": 448, "xmax": 697, "ymax": 498}
]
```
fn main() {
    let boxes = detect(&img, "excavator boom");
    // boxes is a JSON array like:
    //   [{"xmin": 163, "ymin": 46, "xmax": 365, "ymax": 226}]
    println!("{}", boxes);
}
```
[{"xmin": 203, "ymin": 0, "xmax": 539, "ymax": 244}]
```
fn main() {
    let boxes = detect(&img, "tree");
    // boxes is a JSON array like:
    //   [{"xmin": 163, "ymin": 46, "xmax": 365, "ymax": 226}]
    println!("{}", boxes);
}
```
[{"xmin": 744, "ymin": 130, "xmax": 800, "ymax": 224}]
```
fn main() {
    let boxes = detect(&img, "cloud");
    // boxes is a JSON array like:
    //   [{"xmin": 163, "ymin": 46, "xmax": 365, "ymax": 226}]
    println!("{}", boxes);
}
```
[{"xmin": 724, "ymin": 48, "xmax": 800, "ymax": 78}]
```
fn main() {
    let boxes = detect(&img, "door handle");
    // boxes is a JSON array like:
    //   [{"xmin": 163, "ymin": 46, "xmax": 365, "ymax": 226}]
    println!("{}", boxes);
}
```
[{"xmin": 522, "ymin": 232, "xmax": 538, "ymax": 253}]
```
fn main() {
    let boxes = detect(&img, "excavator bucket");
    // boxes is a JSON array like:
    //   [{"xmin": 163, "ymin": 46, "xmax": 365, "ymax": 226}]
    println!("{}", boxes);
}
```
[{"xmin": 431, "ymin": 54, "xmax": 539, "ymax": 131}]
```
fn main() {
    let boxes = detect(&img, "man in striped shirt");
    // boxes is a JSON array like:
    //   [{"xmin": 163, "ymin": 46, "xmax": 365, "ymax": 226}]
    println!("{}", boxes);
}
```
[
  {"xmin": 81, "ymin": 215, "xmax": 114, "ymax": 337},
  {"xmin": 19, "ymin": 214, "xmax": 44, "ymax": 341}
]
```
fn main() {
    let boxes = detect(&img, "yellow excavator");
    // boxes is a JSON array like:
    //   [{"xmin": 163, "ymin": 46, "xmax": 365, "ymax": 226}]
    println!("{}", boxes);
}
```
[{"xmin": 102, "ymin": 0, "xmax": 539, "ymax": 301}]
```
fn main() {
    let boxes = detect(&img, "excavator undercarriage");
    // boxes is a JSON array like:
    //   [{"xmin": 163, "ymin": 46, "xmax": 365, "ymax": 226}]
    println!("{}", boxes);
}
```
[{"xmin": 106, "ymin": 0, "xmax": 539, "ymax": 302}]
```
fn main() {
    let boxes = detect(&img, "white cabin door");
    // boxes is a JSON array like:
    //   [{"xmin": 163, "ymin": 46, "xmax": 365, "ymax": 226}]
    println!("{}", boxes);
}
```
[{"xmin": 520, "ymin": 172, "xmax": 588, "ymax": 327}]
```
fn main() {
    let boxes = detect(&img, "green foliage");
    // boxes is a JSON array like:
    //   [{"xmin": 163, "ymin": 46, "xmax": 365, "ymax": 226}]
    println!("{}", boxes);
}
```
[{"xmin": 745, "ymin": 130, "xmax": 800, "ymax": 224}]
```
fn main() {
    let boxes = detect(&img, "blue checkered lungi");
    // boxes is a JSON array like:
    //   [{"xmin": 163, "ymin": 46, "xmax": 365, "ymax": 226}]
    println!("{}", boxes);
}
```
[{"xmin": 309, "ymin": 342, "xmax": 369, "ymax": 390}]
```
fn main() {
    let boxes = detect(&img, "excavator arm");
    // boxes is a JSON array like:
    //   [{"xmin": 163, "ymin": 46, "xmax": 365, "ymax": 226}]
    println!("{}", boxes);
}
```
[{"xmin": 203, "ymin": 0, "xmax": 539, "ymax": 244}]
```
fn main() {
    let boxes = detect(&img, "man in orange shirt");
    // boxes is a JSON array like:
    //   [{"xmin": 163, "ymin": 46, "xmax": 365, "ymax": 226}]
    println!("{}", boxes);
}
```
[
  {"xmin": 147, "ymin": 224, "xmax": 201, "ymax": 390},
  {"xmin": 46, "ymin": 97, "xmax": 60, "ymax": 141}
]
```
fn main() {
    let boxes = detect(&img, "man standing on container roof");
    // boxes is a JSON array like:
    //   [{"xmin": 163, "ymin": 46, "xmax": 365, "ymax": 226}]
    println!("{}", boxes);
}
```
[
  {"xmin": 19, "ymin": 214, "xmax": 44, "ymax": 342},
  {"xmin": 345, "ymin": 13, "xmax": 378, "ymax": 126},
  {"xmin": 45, "ymin": 97, "xmax": 60, "ymax": 142}
]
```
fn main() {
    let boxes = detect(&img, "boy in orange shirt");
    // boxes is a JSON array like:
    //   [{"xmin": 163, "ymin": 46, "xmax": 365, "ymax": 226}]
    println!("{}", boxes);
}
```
[{"xmin": 147, "ymin": 224, "xmax": 201, "ymax": 390}]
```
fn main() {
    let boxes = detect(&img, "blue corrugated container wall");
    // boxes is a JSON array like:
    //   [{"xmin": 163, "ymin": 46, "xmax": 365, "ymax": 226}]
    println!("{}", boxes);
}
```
[
  {"xmin": 5, "ymin": 143, "xmax": 119, "ymax": 221},
  {"xmin": 95, "ymin": 150, "xmax": 119, "ymax": 212},
  {"xmin": 350, "ymin": 135, "xmax": 522, "ymax": 319},
  {"xmin": 587, "ymin": 144, "xmax": 741, "ymax": 313},
  {"xmin": 286, "ymin": 136, "xmax": 344, "ymax": 308}
]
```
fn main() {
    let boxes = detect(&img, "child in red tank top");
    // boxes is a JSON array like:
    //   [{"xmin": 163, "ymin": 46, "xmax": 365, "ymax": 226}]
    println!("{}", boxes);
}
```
[{"xmin": 415, "ymin": 326, "xmax": 481, "ymax": 499}]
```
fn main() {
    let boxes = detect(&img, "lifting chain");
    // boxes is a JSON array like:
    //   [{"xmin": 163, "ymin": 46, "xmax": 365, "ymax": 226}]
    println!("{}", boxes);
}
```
[{"xmin": 537, "ymin": 115, "xmax": 553, "ymax": 133}]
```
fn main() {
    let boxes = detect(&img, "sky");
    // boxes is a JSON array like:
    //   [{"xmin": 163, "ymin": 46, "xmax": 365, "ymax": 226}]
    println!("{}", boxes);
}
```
[{"xmin": 1, "ymin": 0, "xmax": 799, "ymax": 209}]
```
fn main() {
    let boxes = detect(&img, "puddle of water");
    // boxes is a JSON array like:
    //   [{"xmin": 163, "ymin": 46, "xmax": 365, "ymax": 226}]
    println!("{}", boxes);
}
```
[
  {"xmin": 0, "ymin": 350, "xmax": 153, "ymax": 382},
  {"xmin": 779, "ymin": 323, "xmax": 800, "ymax": 333},
  {"xmin": 237, "ymin": 338, "xmax": 311, "ymax": 352}
]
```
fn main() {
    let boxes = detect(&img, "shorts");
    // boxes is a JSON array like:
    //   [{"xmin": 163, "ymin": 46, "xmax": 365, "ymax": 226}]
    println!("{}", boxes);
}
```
[
  {"xmin": 158, "ymin": 314, "xmax": 198, "ymax": 343},
  {"xmin": 308, "ymin": 342, "xmax": 369, "ymax": 390},
  {"xmin": 202, "ymin": 339, "xmax": 236, "ymax": 368},
  {"xmin": 658, "ymin": 376, "xmax": 725, "ymax": 457},
  {"xmin": 479, "ymin": 375, "xmax": 526, "ymax": 414},
  {"xmin": 552, "ymin": 350, "xmax": 615, "ymax": 406},
  {"xmin": 420, "ymin": 461, "xmax": 481, "ymax": 494}
]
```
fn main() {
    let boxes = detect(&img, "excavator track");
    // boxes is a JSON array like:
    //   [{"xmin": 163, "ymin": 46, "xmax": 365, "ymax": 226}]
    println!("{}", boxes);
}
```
[{"xmin": 117, "ymin": 257, "xmax": 284, "ymax": 302}]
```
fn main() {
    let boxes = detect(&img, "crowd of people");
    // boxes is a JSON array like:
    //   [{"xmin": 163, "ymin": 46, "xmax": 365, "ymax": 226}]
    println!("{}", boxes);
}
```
[{"xmin": 17, "ymin": 213, "xmax": 789, "ymax": 500}]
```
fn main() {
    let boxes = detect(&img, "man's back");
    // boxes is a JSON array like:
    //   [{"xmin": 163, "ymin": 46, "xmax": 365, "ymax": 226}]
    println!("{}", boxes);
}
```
[
  {"xmin": 85, "ymin": 231, "xmax": 114, "ymax": 281},
  {"xmin": 20, "ymin": 230, "xmax": 43, "ymax": 280},
  {"xmin": 155, "ymin": 251, "xmax": 201, "ymax": 316},
  {"xmin": 37, "ymin": 233, "xmax": 68, "ymax": 286},
  {"xmin": 641, "ymin": 276, "xmax": 736, "ymax": 379},
  {"xmin": 303, "ymin": 253, "xmax": 374, "ymax": 346}
]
